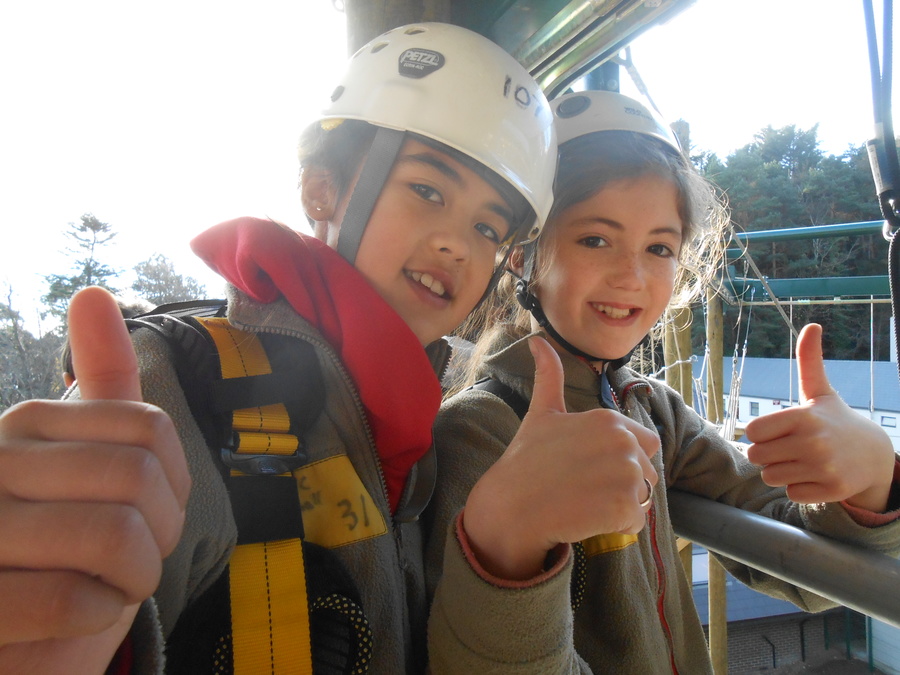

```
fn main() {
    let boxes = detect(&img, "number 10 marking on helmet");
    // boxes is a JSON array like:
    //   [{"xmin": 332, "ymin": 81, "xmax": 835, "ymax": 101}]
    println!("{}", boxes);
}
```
[{"xmin": 504, "ymin": 76, "xmax": 535, "ymax": 109}]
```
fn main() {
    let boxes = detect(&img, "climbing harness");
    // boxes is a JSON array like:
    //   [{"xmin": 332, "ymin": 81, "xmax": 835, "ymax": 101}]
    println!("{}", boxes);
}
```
[{"xmin": 127, "ymin": 300, "xmax": 373, "ymax": 674}]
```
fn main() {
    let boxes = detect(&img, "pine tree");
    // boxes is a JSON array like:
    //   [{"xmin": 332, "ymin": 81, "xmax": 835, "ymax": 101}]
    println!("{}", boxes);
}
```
[
  {"xmin": 41, "ymin": 213, "xmax": 121, "ymax": 320},
  {"xmin": 132, "ymin": 254, "xmax": 207, "ymax": 305}
]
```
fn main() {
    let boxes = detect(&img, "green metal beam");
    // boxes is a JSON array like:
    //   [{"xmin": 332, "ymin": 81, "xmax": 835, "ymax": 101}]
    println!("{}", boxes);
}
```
[
  {"xmin": 727, "ymin": 275, "xmax": 890, "ymax": 299},
  {"xmin": 730, "ymin": 220, "xmax": 883, "ymax": 245}
]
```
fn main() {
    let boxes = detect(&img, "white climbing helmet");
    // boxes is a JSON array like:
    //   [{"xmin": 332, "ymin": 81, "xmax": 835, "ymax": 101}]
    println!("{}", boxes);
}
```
[
  {"xmin": 552, "ymin": 90, "xmax": 680, "ymax": 153},
  {"xmin": 320, "ymin": 22, "xmax": 557, "ymax": 244}
]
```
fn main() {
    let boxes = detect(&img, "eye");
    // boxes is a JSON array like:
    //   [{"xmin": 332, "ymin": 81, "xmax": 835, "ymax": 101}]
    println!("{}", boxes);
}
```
[
  {"xmin": 648, "ymin": 243, "xmax": 677, "ymax": 258},
  {"xmin": 578, "ymin": 235, "xmax": 608, "ymax": 249},
  {"xmin": 410, "ymin": 183, "xmax": 444, "ymax": 204},
  {"xmin": 474, "ymin": 222, "xmax": 501, "ymax": 245}
]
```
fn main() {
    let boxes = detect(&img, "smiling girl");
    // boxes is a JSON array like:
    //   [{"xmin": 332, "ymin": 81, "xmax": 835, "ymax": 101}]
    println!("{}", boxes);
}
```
[
  {"xmin": 426, "ymin": 90, "xmax": 900, "ymax": 674},
  {"xmin": 0, "ymin": 23, "xmax": 556, "ymax": 674}
]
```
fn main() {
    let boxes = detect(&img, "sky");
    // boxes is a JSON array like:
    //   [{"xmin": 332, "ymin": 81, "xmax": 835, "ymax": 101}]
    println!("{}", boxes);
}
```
[{"xmin": 0, "ymin": 0, "xmax": 895, "ymax": 334}]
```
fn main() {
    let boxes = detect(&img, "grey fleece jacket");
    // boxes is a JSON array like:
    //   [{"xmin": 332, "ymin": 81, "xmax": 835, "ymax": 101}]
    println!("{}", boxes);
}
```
[
  {"xmin": 71, "ymin": 286, "xmax": 446, "ymax": 674},
  {"xmin": 425, "ymin": 327, "xmax": 900, "ymax": 674}
]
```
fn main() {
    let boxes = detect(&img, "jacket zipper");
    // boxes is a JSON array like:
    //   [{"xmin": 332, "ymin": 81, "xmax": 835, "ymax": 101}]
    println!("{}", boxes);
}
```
[
  {"xmin": 649, "ymin": 505, "xmax": 679, "ymax": 674},
  {"xmin": 620, "ymin": 381, "xmax": 678, "ymax": 673}
]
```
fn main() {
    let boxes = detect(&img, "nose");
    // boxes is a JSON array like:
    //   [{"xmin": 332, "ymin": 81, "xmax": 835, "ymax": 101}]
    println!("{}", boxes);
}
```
[
  {"xmin": 606, "ymin": 251, "xmax": 645, "ymax": 290},
  {"xmin": 429, "ymin": 222, "xmax": 471, "ymax": 263}
]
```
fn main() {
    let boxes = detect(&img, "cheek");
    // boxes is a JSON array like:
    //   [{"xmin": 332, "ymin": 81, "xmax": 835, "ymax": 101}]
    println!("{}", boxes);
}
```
[
  {"xmin": 467, "ymin": 247, "xmax": 500, "ymax": 292},
  {"xmin": 533, "ymin": 267, "xmax": 571, "ymax": 315},
  {"xmin": 651, "ymin": 264, "xmax": 678, "ymax": 304}
]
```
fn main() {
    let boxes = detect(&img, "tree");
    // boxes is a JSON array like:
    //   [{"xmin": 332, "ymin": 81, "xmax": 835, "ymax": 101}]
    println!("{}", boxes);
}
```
[
  {"xmin": 707, "ymin": 126, "xmax": 892, "ymax": 360},
  {"xmin": 42, "ymin": 213, "xmax": 120, "ymax": 320},
  {"xmin": 132, "ymin": 254, "xmax": 207, "ymax": 305},
  {"xmin": 0, "ymin": 285, "xmax": 65, "ymax": 411}
]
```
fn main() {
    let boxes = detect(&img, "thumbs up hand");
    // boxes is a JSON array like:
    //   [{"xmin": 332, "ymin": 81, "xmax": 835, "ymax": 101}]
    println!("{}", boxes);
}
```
[
  {"xmin": 0, "ymin": 287, "xmax": 190, "ymax": 672},
  {"xmin": 463, "ymin": 337, "xmax": 660, "ymax": 580},
  {"xmin": 746, "ymin": 323, "xmax": 895, "ymax": 512}
]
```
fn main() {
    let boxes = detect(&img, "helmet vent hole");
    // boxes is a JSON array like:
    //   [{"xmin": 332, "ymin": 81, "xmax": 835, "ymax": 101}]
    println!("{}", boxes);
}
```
[
  {"xmin": 370, "ymin": 42, "xmax": 389, "ymax": 54},
  {"xmin": 404, "ymin": 27, "xmax": 425, "ymax": 35},
  {"xmin": 330, "ymin": 85, "xmax": 345, "ymax": 102},
  {"xmin": 555, "ymin": 95, "xmax": 591, "ymax": 119}
]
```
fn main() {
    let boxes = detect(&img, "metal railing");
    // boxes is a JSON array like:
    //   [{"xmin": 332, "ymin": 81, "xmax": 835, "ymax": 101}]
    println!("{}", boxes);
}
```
[{"xmin": 668, "ymin": 490, "xmax": 900, "ymax": 628}]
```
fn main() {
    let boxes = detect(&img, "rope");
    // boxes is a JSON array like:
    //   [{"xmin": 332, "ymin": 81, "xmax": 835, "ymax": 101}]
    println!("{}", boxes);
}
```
[{"xmin": 722, "ymin": 287, "xmax": 755, "ymax": 440}]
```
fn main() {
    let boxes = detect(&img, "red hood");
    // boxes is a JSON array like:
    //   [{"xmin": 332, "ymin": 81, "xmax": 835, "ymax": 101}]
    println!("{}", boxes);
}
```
[{"xmin": 192, "ymin": 217, "xmax": 442, "ymax": 513}]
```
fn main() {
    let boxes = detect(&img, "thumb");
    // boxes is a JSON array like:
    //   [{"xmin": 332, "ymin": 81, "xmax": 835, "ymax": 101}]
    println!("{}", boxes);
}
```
[
  {"xmin": 527, "ymin": 337, "xmax": 567, "ymax": 414},
  {"xmin": 796, "ymin": 323, "xmax": 834, "ymax": 404},
  {"xmin": 67, "ymin": 286, "xmax": 142, "ymax": 402}
]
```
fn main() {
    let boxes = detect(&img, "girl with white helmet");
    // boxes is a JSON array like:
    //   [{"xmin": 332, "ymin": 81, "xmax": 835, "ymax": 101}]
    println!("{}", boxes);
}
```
[
  {"xmin": 0, "ymin": 23, "xmax": 555, "ymax": 674},
  {"xmin": 427, "ymin": 90, "xmax": 900, "ymax": 673}
]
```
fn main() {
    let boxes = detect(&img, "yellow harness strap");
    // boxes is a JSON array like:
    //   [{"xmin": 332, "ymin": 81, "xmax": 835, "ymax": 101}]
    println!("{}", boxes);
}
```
[{"xmin": 197, "ymin": 317, "xmax": 313, "ymax": 674}]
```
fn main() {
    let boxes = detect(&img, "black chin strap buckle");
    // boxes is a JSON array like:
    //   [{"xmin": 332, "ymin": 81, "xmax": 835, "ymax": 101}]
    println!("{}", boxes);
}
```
[{"xmin": 515, "ymin": 278, "xmax": 534, "ymax": 311}]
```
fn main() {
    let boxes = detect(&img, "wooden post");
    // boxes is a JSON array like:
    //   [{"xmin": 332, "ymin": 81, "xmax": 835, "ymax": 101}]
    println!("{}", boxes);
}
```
[
  {"xmin": 664, "ymin": 306, "xmax": 693, "ymax": 406},
  {"xmin": 663, "ymin": 314, "xmax": 680, "ymax": 393},
  {"xmin": 666, "ymin": 306, "xmax": 694, "ymax": 583},
  {"xmin": 706, "ymin": 290, "xmax": 724, "ymax": 427},
  {"xmin": 705, "ymin": 289, "xmax": 728, "ymax": 675}
]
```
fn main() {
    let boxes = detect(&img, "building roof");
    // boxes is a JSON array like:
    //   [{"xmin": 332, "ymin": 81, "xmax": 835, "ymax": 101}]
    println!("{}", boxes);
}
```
[{"xmin": 691, "ymin": 357, "xmax": 900, "ymax": 413}]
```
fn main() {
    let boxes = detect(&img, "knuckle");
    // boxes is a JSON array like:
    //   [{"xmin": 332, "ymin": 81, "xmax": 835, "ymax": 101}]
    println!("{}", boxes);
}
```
[
  {"xmin": 108, "ymin": 446, "xmax": 163, "ymax": 495},
  {"xmin": 0, "ymin": 400, "xmax": 51, "ymax": 435},
  {"xmin": 136, "ymin": 403, "xmax": 175, "ymax": 441},
  {"xmin": 42, "ymin": 575, "xmax": 92, "ymax": 634},
  {"xmin": 95, "ymin": 505, "xmax": 151, "ymax": 565}
]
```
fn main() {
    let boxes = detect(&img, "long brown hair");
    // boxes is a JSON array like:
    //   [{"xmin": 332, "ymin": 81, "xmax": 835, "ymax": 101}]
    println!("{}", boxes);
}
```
[{"xmin": 448, "ymin": 130, "xmax": 729, "ymax": 395}]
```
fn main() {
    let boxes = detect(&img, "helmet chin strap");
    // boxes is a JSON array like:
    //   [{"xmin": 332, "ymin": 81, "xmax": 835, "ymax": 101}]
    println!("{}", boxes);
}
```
[
  {"xmin": 515, "ymin": 244, "xmax": 633, "ymax": 368},
  {"xmin": 336, "ymin": 127, "xmax": 407, "ymax": 264}
]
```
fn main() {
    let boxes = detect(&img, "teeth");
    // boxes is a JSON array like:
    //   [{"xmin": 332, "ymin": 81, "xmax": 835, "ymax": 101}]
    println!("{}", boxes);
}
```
[
  {"xmin": 592, "ymin": 303, "xmax": 631, "ymax": 319},
  {"xmin": 408, "ymin": 271, "xmax": 446, "ymax": 297}
]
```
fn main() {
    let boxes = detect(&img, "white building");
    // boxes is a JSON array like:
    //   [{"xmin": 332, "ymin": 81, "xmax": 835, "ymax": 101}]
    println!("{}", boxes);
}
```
[{"xmin": 693, "ymin": 356, "xmax": 900, "ymax": 452}]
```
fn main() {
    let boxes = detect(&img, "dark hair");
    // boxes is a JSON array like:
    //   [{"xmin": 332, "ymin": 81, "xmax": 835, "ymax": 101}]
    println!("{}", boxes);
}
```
[
  {"xmin": 297, "ymin": 119, "xmax": 379, "ymax": 203},
  {"xmin": 298, "ymin": 120, "xmax": 534, "ymax": 242}
]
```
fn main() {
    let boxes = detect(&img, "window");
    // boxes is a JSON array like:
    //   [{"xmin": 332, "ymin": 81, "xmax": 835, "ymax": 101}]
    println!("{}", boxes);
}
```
[
  {"xmin": 750, "ymin": 402, "xmax": 760, "ymax": 417},
  {"xmin": 882, "ymin": 416, "xmax": 896, "ymax": 428}
]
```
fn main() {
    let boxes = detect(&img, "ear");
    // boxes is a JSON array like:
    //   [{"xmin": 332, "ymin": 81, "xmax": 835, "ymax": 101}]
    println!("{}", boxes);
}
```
[
  {"xmin": 300, "ymin": 167, "xmax": 338, "ymax": 223},
  {"xmin": 507, "ymin": 245, "xmax": 527, "ymax": 278}
]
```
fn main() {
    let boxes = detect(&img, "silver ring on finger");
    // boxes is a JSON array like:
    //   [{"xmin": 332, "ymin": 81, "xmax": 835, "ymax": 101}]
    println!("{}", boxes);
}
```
[{"xmin": 639, "ymin": 477, "xmax": 654, "ymax": 508}]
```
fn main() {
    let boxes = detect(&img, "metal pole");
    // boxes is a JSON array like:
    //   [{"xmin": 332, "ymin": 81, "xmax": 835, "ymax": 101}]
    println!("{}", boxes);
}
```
[
  {"xmin": 668, "ymin": 491, "xmax": 900, "ymax": 627},
  {"xmin": 871, "ymin": 297, "xmax": 876, "ymax": 417},
  {"xmin": 867, "ymin": 615, "xmax": 874, "ymax": 672},
  {"xmin": 739, "ymin": 298, "xmax": 892, "ymax": 306},
  {"xmin": 789, "ymin": 299, "xmax": 794, "ymax": 407}
]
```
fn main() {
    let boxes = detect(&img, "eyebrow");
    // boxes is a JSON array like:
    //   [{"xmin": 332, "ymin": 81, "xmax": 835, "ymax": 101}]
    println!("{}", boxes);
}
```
[
  {"xmin": 399, "ymin": 151, "xmax": 517, "ymax": 232},
  {"xmin": 569, "ymin": 217, "xmax": 682, "ymax": 238},
  {"xmin": 400, "ymin": 151, "xmax": 463, "ymax": 184}
]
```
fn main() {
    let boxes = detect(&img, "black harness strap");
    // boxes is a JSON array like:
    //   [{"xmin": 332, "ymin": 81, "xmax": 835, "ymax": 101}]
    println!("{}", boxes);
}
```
[{"xmin": 470, "ymin": 377, "xmax": 529, "ymax": 419}]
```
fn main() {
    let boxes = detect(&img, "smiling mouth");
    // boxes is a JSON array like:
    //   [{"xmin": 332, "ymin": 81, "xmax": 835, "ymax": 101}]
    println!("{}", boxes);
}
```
[
  {"xmin": 406, "ymin": 270, "xmax": 449, "ymax": 299},
  {"xmin": 591, "ymin": 303, "xmax": 635, "ymax": 319}
]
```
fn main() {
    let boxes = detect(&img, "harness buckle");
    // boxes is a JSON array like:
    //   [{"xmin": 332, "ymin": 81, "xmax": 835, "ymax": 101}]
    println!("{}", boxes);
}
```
[{"xmin": 220, "ymin": 447, "xmax": 309, "ymax": 475}]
